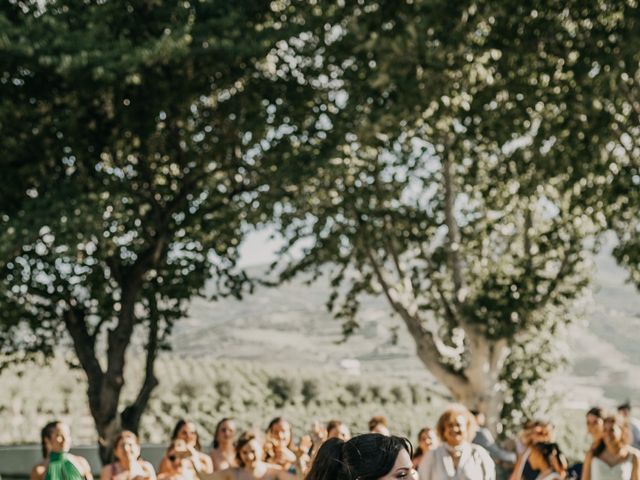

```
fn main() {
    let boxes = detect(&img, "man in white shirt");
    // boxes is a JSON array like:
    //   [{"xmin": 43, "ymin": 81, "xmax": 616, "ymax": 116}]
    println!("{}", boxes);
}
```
[{"xmin": 617, "ymin": 402, "xmax": 640, "ymax": 449}]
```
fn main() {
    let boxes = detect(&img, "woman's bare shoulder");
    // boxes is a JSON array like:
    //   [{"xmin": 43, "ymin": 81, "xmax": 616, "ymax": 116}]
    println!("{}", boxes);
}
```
[{"xmin": 30, "ymin": 462, "xmax": 47, "ymax": 480}]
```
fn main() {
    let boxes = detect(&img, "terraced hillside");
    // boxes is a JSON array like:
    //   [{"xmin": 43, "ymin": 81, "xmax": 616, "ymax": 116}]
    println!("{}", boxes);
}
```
[{"xmin": 0, "ymin": 244, "xmax": 638, "ymax": 464}]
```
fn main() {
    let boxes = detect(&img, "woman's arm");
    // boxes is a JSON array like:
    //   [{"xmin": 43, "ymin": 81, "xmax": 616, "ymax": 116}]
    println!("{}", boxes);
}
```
[
  {"xmin": 30, "ymin": 463, "xmax": 46, "ymax": 480},
  {"xmin": 130, "ymin": 461, "xmax": 157, "ymax": 480},
  {"xmin": 581, "ymin": 451, "xmax": 593, "ymax": 480},
  {"xmin": 630, "ymin": 451, "xmax": 639, "ymax": 480},
  {"xmin": 99, "ymin": 465, "xmax": 111, "ymax": 480},
  {"xmin": 509, "ymin": 449, "xmax": 529, "ymax": 480},
  {"xmin": 199, "ymin": 453, "xmax": 214, "ymax": 474},
  {"xmin": 158, "ymin": 457, "xmax": 171, "ymax": 475}
]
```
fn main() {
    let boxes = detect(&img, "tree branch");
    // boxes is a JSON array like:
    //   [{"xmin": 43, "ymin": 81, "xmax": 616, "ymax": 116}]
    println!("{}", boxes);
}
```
[
  {"xmin": 62, "ymin": 306, "xmax": 104, "ymax": 416},
  {"xmin": 366, "ymin": 248, "xmax": 469, "ymax": 393},
  {"xmin": 120, "ymin": 292, "xmax": 160, "ymax": 432},
  {"xmin": 442, "ymin": 149, "xmax": 465, "ymax": 295}
]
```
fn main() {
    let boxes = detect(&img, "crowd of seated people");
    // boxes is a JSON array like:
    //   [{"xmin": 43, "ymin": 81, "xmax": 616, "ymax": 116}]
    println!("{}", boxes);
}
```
[{"xmin": 31, "ymin": 402, "xmax": 640, "ymax": 480}]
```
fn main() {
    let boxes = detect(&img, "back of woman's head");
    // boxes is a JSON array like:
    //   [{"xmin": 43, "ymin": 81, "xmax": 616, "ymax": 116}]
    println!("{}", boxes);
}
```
[{"xmin": 305, "ymin": 433, "xmax": 412, "ymax": 480}]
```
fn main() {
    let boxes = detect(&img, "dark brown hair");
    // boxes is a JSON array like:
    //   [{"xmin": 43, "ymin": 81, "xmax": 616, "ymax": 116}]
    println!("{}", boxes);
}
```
[
  {"xmin": 305, "ymin": 434, "xmax": 412, "ymax": 480},
  {"xmin": 213, "ymin": 418, "xmax": 235, "ymax": 449},
  {"xmin": 41, "ymin": 421, "xmax": 61, "ymax": 458},
  {"xmin": 171, "ymin": 419, "xmax": 202, "ymax": 451}
]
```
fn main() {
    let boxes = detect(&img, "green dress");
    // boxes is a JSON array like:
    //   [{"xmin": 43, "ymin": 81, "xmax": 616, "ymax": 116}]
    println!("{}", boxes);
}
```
[{"xmin": 45, "ymin": 452, "xmax": 84, "ymax": 480}]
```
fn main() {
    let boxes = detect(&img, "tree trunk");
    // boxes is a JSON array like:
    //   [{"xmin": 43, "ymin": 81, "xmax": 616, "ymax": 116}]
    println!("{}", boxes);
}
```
[
  {"xmin": 415, "ymin": 330, "xmax": 509, "ymax": 435},
  {"xmin": 63, "ymin": 272, "xmax": 161, "ymax": 464}
]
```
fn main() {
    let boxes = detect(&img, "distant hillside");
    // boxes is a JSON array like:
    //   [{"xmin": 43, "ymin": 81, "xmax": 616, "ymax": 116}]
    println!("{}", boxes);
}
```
[
  {"xmin": 170, "ymin": 246, "xmax": 640, "ymax": 409},
  {"xmin": 0, "ymin": 242, "xmax": 638, "ymax": 460}
]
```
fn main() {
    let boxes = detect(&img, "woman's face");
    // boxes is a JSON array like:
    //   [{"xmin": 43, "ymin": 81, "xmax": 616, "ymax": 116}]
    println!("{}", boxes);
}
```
[
  {"xmin": 270, "ymin": 421, "xmax": 291, "ymax": 448},
  {"xmin": 603, "ymin": 420, "xmax": 624, "ymax": 446},
  {"xmin": 586, "ymin": 414, "xmax": 604, "ymax": 440},
  {"xmin": 238, "ymin": 439, "xmax": 262, "ymax": 468},
  {"xmin": 217, "ymin": 420, "xmax": 237, "ymax": 444},
  {"xmin": 378, "ymin": 449, "xmax": 418, "ymax": 480},
  {"xmin": 418, "ymin": 429, "xmax": 437, "ymax": 451},
  {"xmin": 443, "ymin": 415, "xmax": 467, "ymax": 447},
  {"xmin": 115, "ymin": 434, "xmax": 140, "ymax": 463},
  {"xmin": 328, "ymin": 424, "xmax": 351, "ymax": 441},
  {"xmin": 178, "ymin": 422, "xmax": 198, "ymax": 447},
  {"xmin": 47, "ymin": 423, "xmax": 71, "ymax": 454}
]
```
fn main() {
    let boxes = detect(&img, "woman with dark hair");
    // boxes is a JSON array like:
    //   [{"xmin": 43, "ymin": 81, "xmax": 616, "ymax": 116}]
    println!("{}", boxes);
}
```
[
  {"xmin": 100, "ymin": 430, "xmax": 156, "ymax": 480},
  {"xmin": 511, "ymin": 420, "xmax": 555, "ymax": 480},
  {"xmin": 160, "ymin": 420, "xmax": 213, "ymax": 476},
  {"xmin": 305, "ymin": 433, "xmax": 416, "ymax": 480},
  {"xmin": 418, "ymin": 405, "xmax": 495, "ymax": 480},
  {"xmin": 158, "ymin": 439, "xmax": 196, "ymax": 480},
  {"xmin": 210, "ymin": 418, "xmax": 238, "ymax": 471},
  {"xmin": 412, "ymin": 428, "xmax": 437, "ymax": 469},
  {"xmin": 586, "ymin": 408, "xmax": 605, "ymax": 450},
  {"xmin": 582, "ymin": 414, "xmax": 640, "ymax": 480},
  {"xmin": 30, "ymin": 421, "xmax": 93, "ymax": 480},
  {"xmin": 194, "ymin": 431, "xmax": 298, "ymax": 480},
  {"xmin": 265, "ymin": 418, "xmax": 298, "ymax": 473},
  {"xmin": 528, "ymin": 443, "xmax": 567, "ymax": 480}
]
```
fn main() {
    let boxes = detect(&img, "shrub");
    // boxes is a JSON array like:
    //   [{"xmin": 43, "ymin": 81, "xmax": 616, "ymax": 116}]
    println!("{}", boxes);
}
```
[
  {"xmin": 267, "ymin": 376, "xmax": 297, "ymax": 408},
  {"xmin": 345, "ymin": 382, "xmax": 363, "ymax": 400},
  {"xmin": 301, "ymin": 379, "xmax": 320, "ymax": 406}
]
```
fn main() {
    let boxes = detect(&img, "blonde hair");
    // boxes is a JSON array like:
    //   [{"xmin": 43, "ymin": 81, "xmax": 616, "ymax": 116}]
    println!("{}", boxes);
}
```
[{"xmin": 435, "ymin": 404, "xmax": 477, "ymax": 443}]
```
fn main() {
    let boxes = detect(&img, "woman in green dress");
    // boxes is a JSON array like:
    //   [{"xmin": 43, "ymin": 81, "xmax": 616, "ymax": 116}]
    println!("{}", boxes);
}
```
[{"xmin": 31, "ymin": 421, "xmax": 93, "ymax": 480}]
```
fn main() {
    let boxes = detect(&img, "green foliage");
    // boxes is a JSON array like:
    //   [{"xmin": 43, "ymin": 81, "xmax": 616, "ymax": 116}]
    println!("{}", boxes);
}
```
[
  {"xmin": 267, "ymin": 375, "xmax": 299, "ymax": 408},
  {"xmin": 0, "ymin": 0, "xmax": 337, "ymax": 450},
  {"xmin": 345, "ymin": 381, "xmax": 363, "ymax": 401},
  {"xmin": 301, "ymin": 379, "xmax": 320, "ymax": 406},
  {"xmin": 266, "ymin": 0, "xmax": 639, "ymax": 427}
]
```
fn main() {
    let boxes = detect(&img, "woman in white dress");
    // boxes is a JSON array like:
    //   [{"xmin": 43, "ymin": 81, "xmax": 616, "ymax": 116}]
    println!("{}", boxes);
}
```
[
  {"xmin": 418, "ymin": 404, "xmax": 495, "ymax": 480},
  {"xmin": 582, "ymin": 414, "xmax": 640, "ymax": 480}
]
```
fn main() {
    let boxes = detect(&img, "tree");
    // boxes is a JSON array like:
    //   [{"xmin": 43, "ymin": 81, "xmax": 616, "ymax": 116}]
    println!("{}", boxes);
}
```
[
  {"xmin": 0, "ymin": 0, "xmax": 336, "ymax": 462},
  {"xmin": 270, "ymin": 0, "xmax": 632, "ymax": 429}
]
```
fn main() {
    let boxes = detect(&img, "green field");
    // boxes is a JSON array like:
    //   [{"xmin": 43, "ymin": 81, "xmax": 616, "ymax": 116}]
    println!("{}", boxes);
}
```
[
  {"xmin": 0, "ymin": 352, "xmax": 594, "ymax": 462},
  {"xmin": 0, "ymin": 353, "xmax": 448, "ymax": 444}
]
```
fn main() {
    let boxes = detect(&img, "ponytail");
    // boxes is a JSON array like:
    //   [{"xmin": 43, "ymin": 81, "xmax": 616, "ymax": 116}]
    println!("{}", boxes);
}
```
[{"xmin": 40, "ymin": 421, "xmax": 60, "ymax": 459}]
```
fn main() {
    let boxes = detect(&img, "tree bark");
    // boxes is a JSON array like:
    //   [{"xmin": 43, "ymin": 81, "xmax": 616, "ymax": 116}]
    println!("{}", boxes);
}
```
[
  {"xmin": 366, "ymin": 246, "xmax": 510, "ymax": 432},
  {"xmin": 121, "ymin": 292, "xmax": 160, "ymax": 433},
  {"xmin": 62, "ymin": 264, "xmax": 162, "ymax": 464}
]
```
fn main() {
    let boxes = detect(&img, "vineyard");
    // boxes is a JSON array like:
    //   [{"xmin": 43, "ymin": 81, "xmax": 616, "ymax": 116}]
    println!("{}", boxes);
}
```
[
  {"xmin": 0, "ymin": 352, "xmax": 449, "ymax": 448},
  {"xmin": 0, "ymin": 352, "xmax": 594, "ymax": 462}
]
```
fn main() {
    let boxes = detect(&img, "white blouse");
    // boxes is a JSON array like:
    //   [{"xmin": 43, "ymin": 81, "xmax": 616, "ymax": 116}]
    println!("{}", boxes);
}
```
[{"xmin": 418, "ymin": 443, "xmax": 495, "ymax": 480}]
